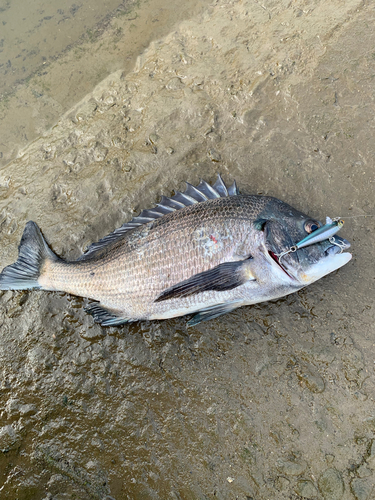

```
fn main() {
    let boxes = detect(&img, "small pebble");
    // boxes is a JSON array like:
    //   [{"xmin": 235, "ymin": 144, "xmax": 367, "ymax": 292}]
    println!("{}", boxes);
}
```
[
  {"xmin": 351, "ymin": 478, "xmax": 374, "ymax": 500},
  {"xmin": 276, "ymin": 476, "xmax": 290, "ymax": 491},
  {"xmin": 0, "ymin": 425, "xmax": 17, "ymax": 451},
  {"xmin": 208, "ymin": 148, "xmax": 221, "ymax": 162},
  {"xmin": 297, "ymin": 365, "xmax": 325, "ymax": 393},
  {"xmin": 19, "ymin": 404, "xmax": 37, "ymax": 416},
  {"xmin": 354, "ymin": 391, "xmax": 368, "ymax": 401},
  {"xmin": 149, "ymin": 133, "xmax": 159, "ymax": 144},
  {"xmin": 112, "ymin": 136, "xmax": 123, "ymax": 147},
  {"xmin": 276, "ymin": 458, "xmax": 307, "ymax": 476},
  {"xmin": 296, "ymin": 479, "xmax": 318, "ymax": 498},
  {"xmin": 357, "ymin": 464, "xmax": 372, "ymax": 478},
  {"xmin": 166, "ymin": 77, "xmax": 184, "ymax": 90},
  {"xmin": 318, "ymin": 468, "xmax": 344, "ymax": 500}
]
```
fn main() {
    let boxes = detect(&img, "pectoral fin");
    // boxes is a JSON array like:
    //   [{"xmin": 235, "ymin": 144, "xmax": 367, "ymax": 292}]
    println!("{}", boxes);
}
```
[{"xmin": 155, "ymin": 258, "xmax": 255, "ymax": 302}]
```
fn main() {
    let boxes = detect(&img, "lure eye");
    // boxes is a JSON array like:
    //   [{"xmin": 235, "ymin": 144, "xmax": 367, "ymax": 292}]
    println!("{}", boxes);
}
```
[{"xmin": 304, "ymin": 220, "xmax": 321, "ymax": 233}]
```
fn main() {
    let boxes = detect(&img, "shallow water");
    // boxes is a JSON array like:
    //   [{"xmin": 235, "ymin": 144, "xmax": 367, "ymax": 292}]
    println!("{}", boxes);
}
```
[
  {"xmin": 0, "ymin": 0, "xmax": 210, "ymax": 168},
  {"xmin": 1, "ymin": 0, "xmax": 375, "ymax": 499}
]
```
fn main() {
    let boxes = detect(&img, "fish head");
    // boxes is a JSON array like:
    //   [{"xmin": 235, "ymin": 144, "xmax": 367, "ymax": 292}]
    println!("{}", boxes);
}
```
[{"xmin": 258, "ymin": 198, "xmax": 352, "ymax": 287}]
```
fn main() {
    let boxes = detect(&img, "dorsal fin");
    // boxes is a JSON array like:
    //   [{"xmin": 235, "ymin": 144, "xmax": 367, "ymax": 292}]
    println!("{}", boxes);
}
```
[{"xmin": 77, "ymin": 174, "xmax": 240, "ymax": 261}]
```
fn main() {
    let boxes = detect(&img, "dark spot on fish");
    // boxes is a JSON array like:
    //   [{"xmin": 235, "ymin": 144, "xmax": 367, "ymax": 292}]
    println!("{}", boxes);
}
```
[{"xmin": 90, "ymin": 272, "xmax": 95, "ymax": 277}]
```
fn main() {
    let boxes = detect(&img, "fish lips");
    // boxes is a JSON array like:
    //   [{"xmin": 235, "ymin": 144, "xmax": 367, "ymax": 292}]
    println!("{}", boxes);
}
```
[
  {"xmin": 301, "ymin": 249, "xmax": 352, "ymax": 284},
  {"xmin": 300, "ymin": 235, "xmax": 352, "ymax": 283},
  {"xmin": 285, "ymin": 236, "xmax": 352, "ymax": 284}
]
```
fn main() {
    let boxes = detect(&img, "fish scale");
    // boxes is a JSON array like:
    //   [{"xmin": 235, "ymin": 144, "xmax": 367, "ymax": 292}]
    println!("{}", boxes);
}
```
[
  {"xmin": 0, "ymin": 175, "xmax": 352, "ymax": 326},
  {"xmin": 45, "ymin": 197, "xmax": 257, "ymax": 317}
]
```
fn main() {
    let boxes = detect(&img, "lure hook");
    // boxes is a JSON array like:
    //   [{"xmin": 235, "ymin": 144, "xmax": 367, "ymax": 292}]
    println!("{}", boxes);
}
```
[
  {"xmin": 328, "ymin": 236, "xmax": 346, "ymax": 254},
  {"xmin": 277, "ymin": 217, "xmax": 345, "ymax": 263}
]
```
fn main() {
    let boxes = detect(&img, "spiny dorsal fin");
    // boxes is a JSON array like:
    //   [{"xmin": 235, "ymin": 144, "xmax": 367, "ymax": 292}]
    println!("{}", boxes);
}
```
[{"xmin": 78, "ymin": 174, "xmax": 239, "ymax": 261}]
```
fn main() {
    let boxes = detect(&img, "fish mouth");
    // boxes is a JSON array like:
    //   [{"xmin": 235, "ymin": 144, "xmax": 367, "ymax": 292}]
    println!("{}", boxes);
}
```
[
  {"xmin": 301, "ymin": 249, "xmax": 352, "ymax": 283},
  {"xmin": 268, "ymin": 250, "xmax": 296, "ymax": 280},
  {"xmin": 268, "ymin": 236, "xmax": 352, "ymax": 284}
]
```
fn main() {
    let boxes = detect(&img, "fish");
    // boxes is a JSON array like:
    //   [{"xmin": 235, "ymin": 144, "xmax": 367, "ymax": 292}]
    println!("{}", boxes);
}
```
[{"xmin": 0, "ymin": 175, "xmax": 352, "ymax": 326}]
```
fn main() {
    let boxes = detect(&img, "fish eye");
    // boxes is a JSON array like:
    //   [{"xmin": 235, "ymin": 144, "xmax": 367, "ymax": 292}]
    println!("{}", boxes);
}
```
[{"xmin": 304, "ymin": 220, "xmax": 321, "ymax": 233}]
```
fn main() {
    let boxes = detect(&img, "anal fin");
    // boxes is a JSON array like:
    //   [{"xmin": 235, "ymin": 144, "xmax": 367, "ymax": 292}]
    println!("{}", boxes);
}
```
[
  {"xmin": 187, "ymin": 302, "xmax": 241, "ymax": 327},
  {"xmin": 85, "ymin": 303, "xmax": 130, "ymax": 326}
]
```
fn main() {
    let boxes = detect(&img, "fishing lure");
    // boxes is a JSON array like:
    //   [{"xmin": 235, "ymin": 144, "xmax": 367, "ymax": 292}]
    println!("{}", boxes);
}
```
[{"xmin": 278, "ymin": 217, "xmax": 345, "ymax": 261}]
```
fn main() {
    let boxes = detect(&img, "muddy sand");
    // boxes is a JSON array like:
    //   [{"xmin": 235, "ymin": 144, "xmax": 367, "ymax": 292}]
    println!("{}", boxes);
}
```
[{"xmin": 0, "ymin": 0, "xmax": 375, "ymax": 498}]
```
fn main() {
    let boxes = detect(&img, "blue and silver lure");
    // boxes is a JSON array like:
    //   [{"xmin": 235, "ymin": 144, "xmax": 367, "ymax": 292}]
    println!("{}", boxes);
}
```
[{"xmin": 278, "ymin": 217, "xmax": 346, "ymax": 262}]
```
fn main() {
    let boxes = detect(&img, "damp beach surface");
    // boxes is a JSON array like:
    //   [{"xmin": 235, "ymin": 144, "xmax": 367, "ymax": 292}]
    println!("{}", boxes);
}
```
[{"xmin": 0, "ymin": 0, "xmax": 375, "ymax": 499}]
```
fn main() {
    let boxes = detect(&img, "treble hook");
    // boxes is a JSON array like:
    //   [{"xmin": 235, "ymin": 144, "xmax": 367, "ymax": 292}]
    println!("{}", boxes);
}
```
[{"xmin": 328, "ymin": 236, "xmax": 347, "ymax": 254}]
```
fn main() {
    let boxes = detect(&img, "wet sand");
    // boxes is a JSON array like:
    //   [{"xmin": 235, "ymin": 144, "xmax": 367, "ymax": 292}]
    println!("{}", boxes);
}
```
[
  {"xmin": 0, "ymin": 0, "xmax": 211, "ymax": 168},
  {"xmin": 0, "ymin": 0, "xmax": 375, "ymax": 499}
]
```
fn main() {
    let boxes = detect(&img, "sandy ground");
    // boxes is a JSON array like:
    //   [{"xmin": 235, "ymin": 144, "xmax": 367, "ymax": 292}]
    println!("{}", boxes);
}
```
[
  {"xmin": 0, "ymin": 0, "xmax": 210, "ymax": 168},
  {"xmin": 0, "ymin": 0, "xmax": 375, "ymax": 499}
]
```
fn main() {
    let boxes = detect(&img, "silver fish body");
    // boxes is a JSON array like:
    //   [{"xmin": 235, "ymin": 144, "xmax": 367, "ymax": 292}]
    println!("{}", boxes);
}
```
[{"xmin": 0, "ymin": 176, "xmax": 352, "ymax": 326}]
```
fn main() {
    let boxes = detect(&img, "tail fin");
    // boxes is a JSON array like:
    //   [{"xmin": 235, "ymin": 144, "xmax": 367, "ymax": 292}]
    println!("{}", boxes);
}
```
[{"xmin": 0, "ymin": 221, "xmax": 59, "ymax": 290}]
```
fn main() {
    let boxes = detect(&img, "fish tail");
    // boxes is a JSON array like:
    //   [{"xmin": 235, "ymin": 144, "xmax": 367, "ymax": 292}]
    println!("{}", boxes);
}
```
[{"xmin": 0, "ymin": 221, "xmax": 60, "ymax": 290}]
